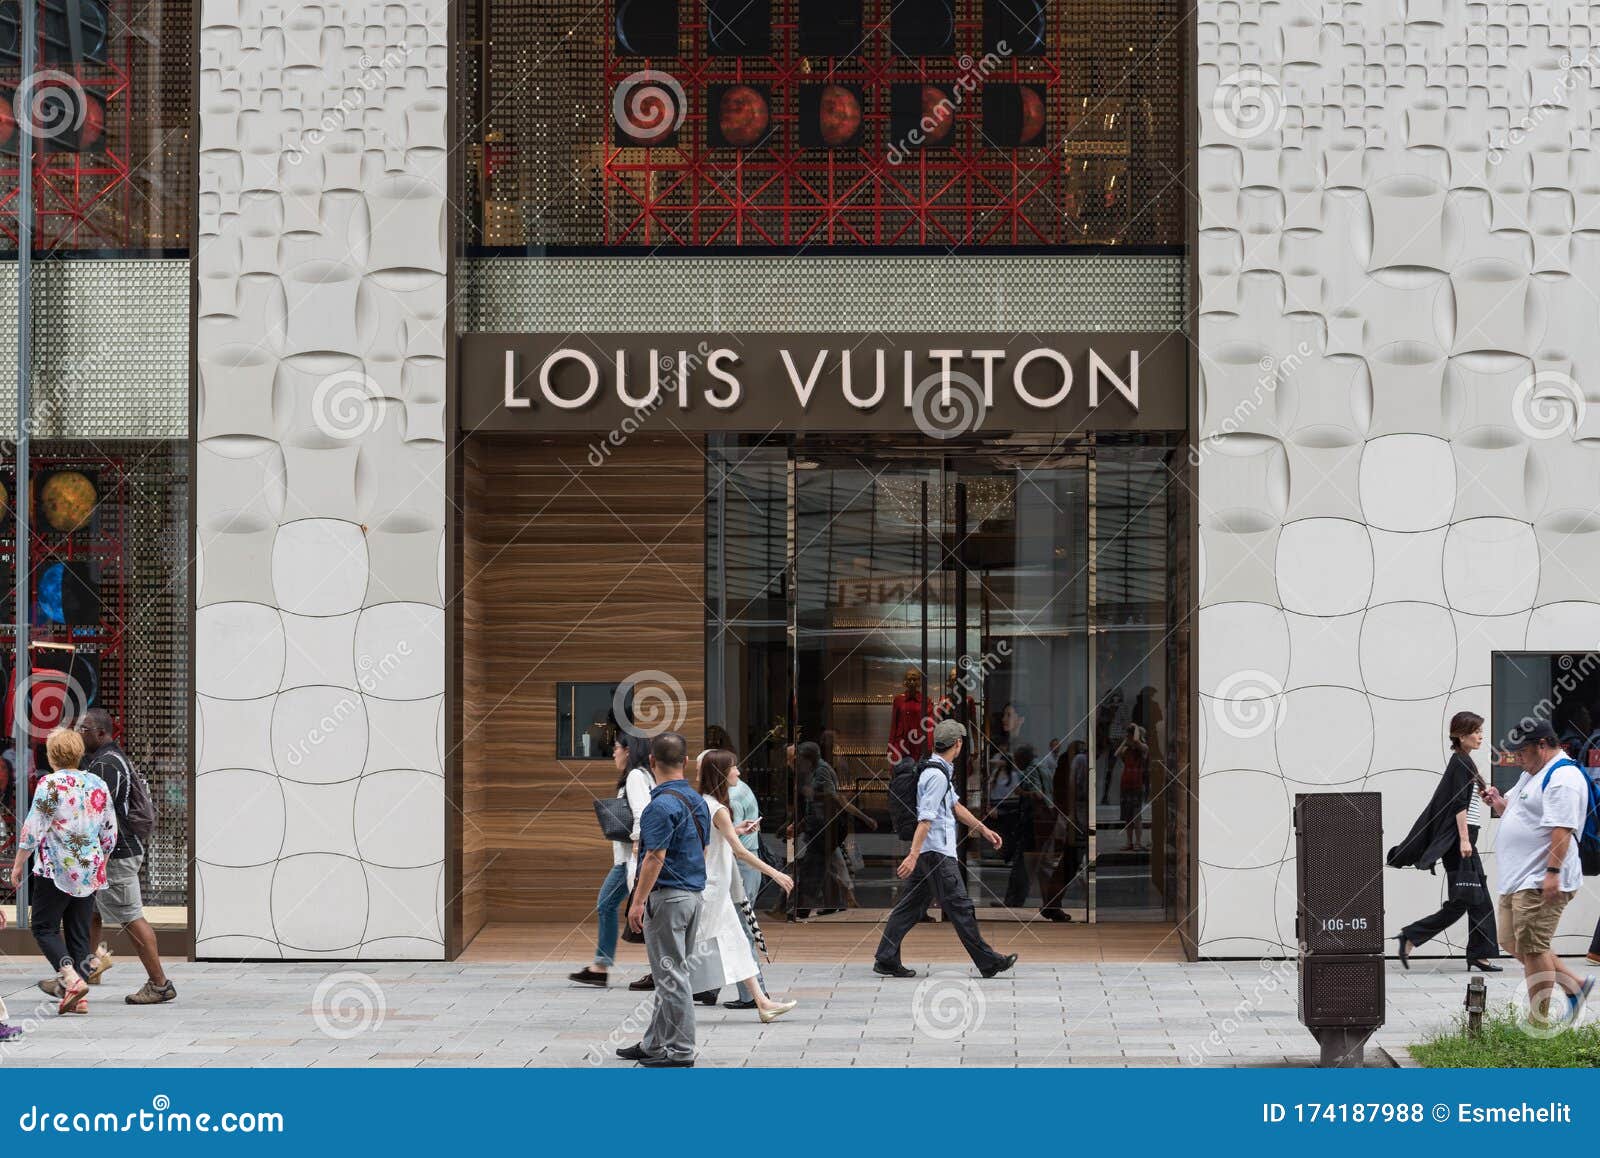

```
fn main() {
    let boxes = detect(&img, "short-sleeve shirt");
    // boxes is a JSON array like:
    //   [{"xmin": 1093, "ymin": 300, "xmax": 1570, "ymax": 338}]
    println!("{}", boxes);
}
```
[
  {"xmin": 1495, "ymin": 754, "xmax": 1588, "ymax": 895},
  {"xmin": 916, "ymin": 755, "xmax": 958, "ymax": 858},
  {"xmin": 88, "ymin": 742, "xmax": 144, "ymax": 860},
  {"xmin": 728, "ymin": 779, "xmax": 761, "ymax": 853},
  {"xmin": 636, "ymin": 780, "xmax": 710, "ymax": 893}
]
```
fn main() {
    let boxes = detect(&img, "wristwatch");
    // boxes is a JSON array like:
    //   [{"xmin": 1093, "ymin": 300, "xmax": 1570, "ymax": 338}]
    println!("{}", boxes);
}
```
[{"xmin": 1545, "ymin": 866, "xmax": 1562, "ymax": 874}]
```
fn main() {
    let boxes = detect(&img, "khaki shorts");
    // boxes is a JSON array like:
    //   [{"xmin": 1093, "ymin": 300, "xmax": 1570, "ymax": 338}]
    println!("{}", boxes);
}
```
[
  {"xmin": 1496, "ymin": 887, "xmax": 1574, "ymax": 956},
  {"xmin": 94, "ymin": 855, "xmax": 145, "ymax": 926}
]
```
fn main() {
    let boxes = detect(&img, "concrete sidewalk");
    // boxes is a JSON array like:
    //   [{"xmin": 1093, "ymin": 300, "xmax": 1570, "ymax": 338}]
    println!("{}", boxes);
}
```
[{"xmin": 0, "ymin": 956, "xmax": 1552, "ymax": 1067}]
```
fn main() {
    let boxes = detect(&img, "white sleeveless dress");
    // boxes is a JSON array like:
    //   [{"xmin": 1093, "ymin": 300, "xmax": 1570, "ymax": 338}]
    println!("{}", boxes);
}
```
[{"xmin": 690, "ymin": 797, "xmax": 760, "ymax": 990}]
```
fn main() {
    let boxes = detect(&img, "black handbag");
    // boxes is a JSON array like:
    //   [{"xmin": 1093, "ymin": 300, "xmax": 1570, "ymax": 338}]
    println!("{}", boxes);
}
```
[
  {"xmin": 620, "ymin": 783, "xmax": 708, "ymax": 945},
  {"xmin": 593, "ymin": 795, "xmax": 634, "ymax": 843},
  {"xmin": 1448, "ymin": 853, "xmax": 1487, "ymax": 904}
]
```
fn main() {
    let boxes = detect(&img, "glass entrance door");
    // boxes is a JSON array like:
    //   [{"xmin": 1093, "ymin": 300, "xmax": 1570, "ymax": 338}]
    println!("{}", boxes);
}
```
[
  {"xmin": 706, "ymin": 435, "xmax": 1177, "ymax": 925},
  {"xmin": 791, "ymin": 457, "xmax": 946, "ymax": 914}
]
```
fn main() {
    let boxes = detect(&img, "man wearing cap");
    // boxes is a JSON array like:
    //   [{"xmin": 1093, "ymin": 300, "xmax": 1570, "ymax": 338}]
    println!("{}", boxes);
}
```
[
  {"xmin": 872, "ymin": 718, "xmax": 1017, "ymax": 980},
  {"xmin": 1483, "ymin": 720, "xmax": 1595, "ymax": 1024}
]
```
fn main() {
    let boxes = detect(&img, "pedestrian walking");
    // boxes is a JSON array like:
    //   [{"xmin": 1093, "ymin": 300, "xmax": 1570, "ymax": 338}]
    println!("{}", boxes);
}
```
[
  {"xmin": 617, "ymin": 731, "xmax": 710, "ymax": 1068},
  {"xmin": 56, "ymin": 710, "xmax": 177, "ymax": 1005},
  {"xmin": 873, "ymin": 718, "xmax": 1017, "ymax": 980},
  {"xmin": 692, "ymin": 749, "xmax": 797, "ymax": 1022},
  {"xmin": 1388, "ymin": 711, "xmax": 1501, "ymax": 971},
  {"xmin": 10, "ymin": 727, "xmax": 118, "ymax": 1015},
  {"xmin": 1482, "ymin": 721, "xmax": 1596, "ymax": 1025},
  {"xmin": 570, "ymin": 733, "xmax": 654, "ymax": 988}
]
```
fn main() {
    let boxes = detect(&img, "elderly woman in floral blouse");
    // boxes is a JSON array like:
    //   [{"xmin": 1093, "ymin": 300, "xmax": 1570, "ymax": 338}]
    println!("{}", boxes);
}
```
[{"xmin": 5, "ymin": 727, "xmax": 117, "ymax": 1014}]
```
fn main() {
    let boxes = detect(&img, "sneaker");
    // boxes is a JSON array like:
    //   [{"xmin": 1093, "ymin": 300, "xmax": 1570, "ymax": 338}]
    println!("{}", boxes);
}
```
[
  {"xmin": 1569, "ymin": 976, "xmax": 1595, "ymax": 1023},
  {"xmin": 873, "ymin": 961, "xmax": 916, "ymax": 978},
  {"xmin": 980, "ymin": 953, "xmax": 1019, "ymax": 979},
  {"xmin": 0, "ymin": 1024, "xmax": 23, "ymax": 1041},
  {"xmin": 125, "ymin": 980, "xmax": 177, "ymax": 1006},
  {"xmin": 36, "ymin": 978, "xmax": 62, "ymax": 999}
]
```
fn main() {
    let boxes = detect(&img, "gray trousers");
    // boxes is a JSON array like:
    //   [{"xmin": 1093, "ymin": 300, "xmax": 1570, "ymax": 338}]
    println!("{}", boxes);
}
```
[{"xmin": 642, "ymin": 888, "xmax": 703, "ymax": 1061}]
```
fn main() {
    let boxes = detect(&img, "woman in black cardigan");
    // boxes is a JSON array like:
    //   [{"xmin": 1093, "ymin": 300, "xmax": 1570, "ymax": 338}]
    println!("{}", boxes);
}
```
[{"xmin": 1387, "ymin": 711, "xmax": 1501, "ymax": 972}]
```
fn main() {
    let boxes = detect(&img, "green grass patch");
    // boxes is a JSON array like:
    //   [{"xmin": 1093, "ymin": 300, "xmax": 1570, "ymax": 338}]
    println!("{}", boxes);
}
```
[{"xmin": 1411, "ymin": 1006, "xmax": 1600, "ymax": 1068}]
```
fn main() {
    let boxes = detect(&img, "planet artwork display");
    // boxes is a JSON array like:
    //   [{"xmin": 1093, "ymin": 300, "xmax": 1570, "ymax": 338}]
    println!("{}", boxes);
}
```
[
  {"xmin": 39, "ymin": 471, "xmax": 97, "ymax": 533},
  {"xmin": 1019, "ymin": 86, "xmax": 1045, "ymax": 144},
  {"xmin": 817, "ymin": 84, "xmax": 862, "ymax": 147},
  {"xmin": 717, "ymin": 84, "xmax": 770, "ymax": 147},
  {"xmin": 921, "ymin": 85, "xmax": 955, "ymax": 145}
]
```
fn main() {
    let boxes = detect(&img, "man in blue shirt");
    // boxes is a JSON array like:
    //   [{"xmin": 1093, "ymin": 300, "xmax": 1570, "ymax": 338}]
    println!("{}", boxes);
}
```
[
  {"xmin": 873, "ymin": 719, "xmax": 1017, "ymax": 979},
  {"xmin": 619, "ymin": 731, "xmax": 710, "ymax": 1067}
]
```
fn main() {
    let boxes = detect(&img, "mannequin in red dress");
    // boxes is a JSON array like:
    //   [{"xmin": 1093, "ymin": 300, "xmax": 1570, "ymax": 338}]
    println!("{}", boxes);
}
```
[{"xmin": 887, "ymin": 668, "xmax": 930, "ymax": 763}]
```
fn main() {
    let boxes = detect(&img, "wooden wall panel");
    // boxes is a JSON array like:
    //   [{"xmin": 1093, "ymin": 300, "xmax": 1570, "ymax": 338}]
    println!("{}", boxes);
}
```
[{"xmin": 461, "ymin": 435, "xmax": 707, "ymax": 930}]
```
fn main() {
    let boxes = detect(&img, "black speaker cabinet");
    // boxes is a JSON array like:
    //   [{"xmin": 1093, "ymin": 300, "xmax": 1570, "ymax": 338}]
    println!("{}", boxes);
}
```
[
  {"xmin": 1294, "ymin": 791, "xmax": 1384, "ymax": 956},
  {"xmin": 1299, "ymin": 955, "xmax": 1386, "ymax": 1028}
]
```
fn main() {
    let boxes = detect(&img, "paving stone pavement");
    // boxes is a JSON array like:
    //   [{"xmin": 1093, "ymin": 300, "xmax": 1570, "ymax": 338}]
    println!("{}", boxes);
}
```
[{"xmin": 0, "ymin": 957, "xmax": 1555, "ymax": 1067}]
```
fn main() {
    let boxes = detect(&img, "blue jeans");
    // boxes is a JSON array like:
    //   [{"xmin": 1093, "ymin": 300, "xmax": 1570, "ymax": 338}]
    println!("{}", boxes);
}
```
[
  {"xmin": 594, "ymin": 862, "xmax": 630, "ymax": 966},
  {"xmin": 736, "ymin": 857, "xmax": 765, "ymax": 1001}
]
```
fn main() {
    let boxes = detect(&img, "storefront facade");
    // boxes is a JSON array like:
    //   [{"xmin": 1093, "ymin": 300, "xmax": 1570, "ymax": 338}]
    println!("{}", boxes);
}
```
[{"xmin": 181, "ymin": 0, "xmax": 1600, "ymax": 962}]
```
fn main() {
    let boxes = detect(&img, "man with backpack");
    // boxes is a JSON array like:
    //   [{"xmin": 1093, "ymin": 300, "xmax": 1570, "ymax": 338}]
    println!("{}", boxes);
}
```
[
  {"xmin": 73, "ymin": 710, "xmax": 175, "ymax": 1005},
  {"xmin": 874, "ymin": 718, "xmax": 1016, "ymax": 980},
  {"xmin": 617, "ymin": 731, "xmax": 709, "ymax": 1067},
  {"xmin": 1483, "ymin": 721, "xmax": 1595, "ymax": 1025}
]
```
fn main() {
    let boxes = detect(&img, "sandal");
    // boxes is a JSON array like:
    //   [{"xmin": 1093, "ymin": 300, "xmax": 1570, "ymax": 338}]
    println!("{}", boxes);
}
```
[
  {"xmin": 58, "ymin": 980, "xmax": 89, "ymax": 1015},
  {"xmin": 87, "ymin": 946, "xmax": 113, "ymax": 986}
]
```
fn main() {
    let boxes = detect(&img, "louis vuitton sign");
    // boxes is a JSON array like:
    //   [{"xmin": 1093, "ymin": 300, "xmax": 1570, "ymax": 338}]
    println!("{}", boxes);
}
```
[{"xmin": 459, "ymin": 332, "xmax": 1185, "ymax": 434}]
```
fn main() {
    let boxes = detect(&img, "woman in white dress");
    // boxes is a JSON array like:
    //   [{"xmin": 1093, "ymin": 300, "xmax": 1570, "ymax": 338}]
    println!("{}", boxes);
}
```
[{"xmin": 691, "ymin": 749, "xmax": 799, "ymax": 1023}]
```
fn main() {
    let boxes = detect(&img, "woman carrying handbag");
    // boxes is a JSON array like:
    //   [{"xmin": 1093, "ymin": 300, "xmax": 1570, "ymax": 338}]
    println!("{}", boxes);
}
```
[
  {"xmin": 569, "ymin": 734, "xmax": 655, "ymax": 988},
  {"xmin": 1387, "ymin": 711, "xmax": 1502, "ymax": 972}
]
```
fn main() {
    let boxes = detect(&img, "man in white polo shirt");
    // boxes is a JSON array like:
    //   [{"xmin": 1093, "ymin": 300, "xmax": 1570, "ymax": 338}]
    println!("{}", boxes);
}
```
[{"xmin": 1484, "ymin": 721, "xmax": 1595, "ymax": 1025}]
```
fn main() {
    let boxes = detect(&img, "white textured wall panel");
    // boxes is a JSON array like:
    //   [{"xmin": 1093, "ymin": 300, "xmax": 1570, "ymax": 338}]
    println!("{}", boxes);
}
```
[
  {"xmin": 1198, "ymin": 0, "xmax": 1600, "ymax": 956},
  {"xmin": 194, "ymin": 0, "xmax": 448, "ymax": 959}
]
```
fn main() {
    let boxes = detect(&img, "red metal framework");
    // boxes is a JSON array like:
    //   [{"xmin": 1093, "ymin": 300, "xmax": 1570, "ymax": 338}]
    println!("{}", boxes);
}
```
[
  {"xmin": 0, "ymin": 0, "xmax": 180, "ymax": 252},
  {"xmin": 600, "ymin": 0, "xmax": 1165, "ymax": 249},
  {"xmin": 0, "ymin": 452, "xmax": 127, "ymax": 862}
]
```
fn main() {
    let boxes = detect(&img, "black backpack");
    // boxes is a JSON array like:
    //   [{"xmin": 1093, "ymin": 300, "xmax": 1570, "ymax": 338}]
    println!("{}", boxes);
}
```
[
  {"xmin": 101, "ymin": 745, "xmax": 157, "ymax": 840},
  {"xmin": 888, "ymin": 756, "xmax": 949, "ymax": 840}
]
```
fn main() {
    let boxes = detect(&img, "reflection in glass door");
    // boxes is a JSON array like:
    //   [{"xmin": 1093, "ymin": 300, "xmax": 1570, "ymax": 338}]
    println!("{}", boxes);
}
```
[
  {"xmin": 707, "ymin": 436, "xmax": 1178, "ymax": 924},
  {"xmin": 792, "ymin": 459, "xmax": 946, "ymax": 914}
]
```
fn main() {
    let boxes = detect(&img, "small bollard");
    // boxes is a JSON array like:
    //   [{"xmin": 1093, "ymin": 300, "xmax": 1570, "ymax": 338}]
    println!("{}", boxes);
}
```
[{"xmin": 1465, "ymin": 975, "xmax": 1487, "ymax": 1037}]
